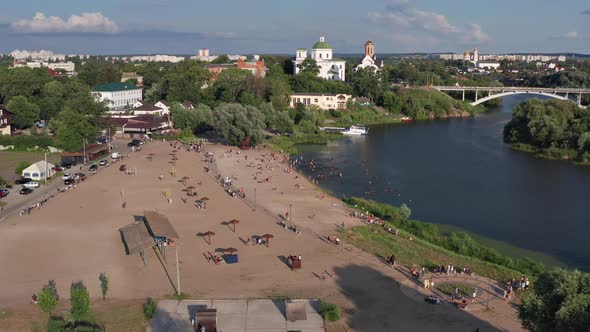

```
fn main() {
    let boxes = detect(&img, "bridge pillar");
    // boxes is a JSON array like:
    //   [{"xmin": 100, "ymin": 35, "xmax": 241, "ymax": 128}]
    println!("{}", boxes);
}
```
[
  {"xmin": 565, "ymin": 93, "xmax": 569, "ymax": 100},
  {"xmin": 488, "ymin": 90, "xmax": 491, "ymax": 97},
  {"xmin": 578, "ymin": 94, "xmax": 582, "ymax": 107},
  {"xmin": 462, "ymin": 90, "xmax": 465, "ymax": 101},
  {"xmin": 475, "ymin": 90, "xmax": 478, "ymax": 102}
]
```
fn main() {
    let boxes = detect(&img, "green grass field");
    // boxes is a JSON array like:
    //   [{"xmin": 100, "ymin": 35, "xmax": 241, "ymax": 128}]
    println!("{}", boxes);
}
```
[
  {"xmin": 0, "ymin": 151, "xmax": 61, "ymax": 183},
  {"xmin": 341, "ymin": 225, "xmax": 523, "ymax": 281}
]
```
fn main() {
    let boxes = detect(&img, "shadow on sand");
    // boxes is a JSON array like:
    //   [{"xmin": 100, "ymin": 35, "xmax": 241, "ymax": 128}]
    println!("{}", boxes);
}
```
[{"xmin": 334, "ymin": 264, "xmax": 502, "ymax": 332}]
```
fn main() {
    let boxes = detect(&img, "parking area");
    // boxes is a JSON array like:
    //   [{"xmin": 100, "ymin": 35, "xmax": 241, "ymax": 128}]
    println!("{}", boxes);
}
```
[{"xmin": 149, "ymin": 299, "xmax": 326, "ymax": 332}]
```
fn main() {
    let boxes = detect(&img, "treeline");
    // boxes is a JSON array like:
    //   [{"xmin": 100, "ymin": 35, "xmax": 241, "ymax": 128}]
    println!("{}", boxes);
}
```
[
  {"xmin": 343, "ymin": 197, "xmax": 546, "ymax": 276},
  {"xmin": 504, "ymin": 99, "xmax": 590, "ymax": 162}
]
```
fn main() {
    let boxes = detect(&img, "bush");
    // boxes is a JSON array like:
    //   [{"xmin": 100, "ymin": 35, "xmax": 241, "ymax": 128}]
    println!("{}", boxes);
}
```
[
  {"xmin": 70, "ymin": 281, "xmax": 90, "ymax": 322},
  {"xmin": 318, "ymin": 301, "xmax": 340, "ymax": 322},
  {"xmin": 143, "ymin": 297, "xmax": 157, "ymax": 319},
  {"xmin": 47, "ymin": 318, "xmax": 66, "ymax": 332},
  {"xmin": 0, "ymin": 135, "xmax": 55, "ymax": 151},
  {"xmin": 15, "ymin": 161, "xmax": 32, "ymax": 176}
]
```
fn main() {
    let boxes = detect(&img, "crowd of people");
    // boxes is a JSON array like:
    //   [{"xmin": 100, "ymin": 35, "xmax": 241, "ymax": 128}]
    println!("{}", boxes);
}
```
[{"xmin": 19, "ymin": 194, "xmax": 54, "ymax": 216}]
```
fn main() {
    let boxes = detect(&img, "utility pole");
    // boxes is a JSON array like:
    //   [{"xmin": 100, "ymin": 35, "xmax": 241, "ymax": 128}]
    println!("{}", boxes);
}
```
[
  {"xmin": 175, "ymin": 245, "xmax": 181, "ymax": 296},
  {"xmin": 83, "ymin": 138, "xmax": 87, "ymax": 164},
  {"xmin": 44, "ymin": 152, "xmax": 47, "ymax": 182},
  {"xmin": 289, "ymin": 204, "xmax": 293, "ymax": 227}
]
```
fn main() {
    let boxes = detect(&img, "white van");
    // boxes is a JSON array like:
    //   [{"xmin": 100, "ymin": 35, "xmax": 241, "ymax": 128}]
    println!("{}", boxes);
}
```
[{"xmin": 111, "ymin": 152, "xmax": 121, "ymax": 160}]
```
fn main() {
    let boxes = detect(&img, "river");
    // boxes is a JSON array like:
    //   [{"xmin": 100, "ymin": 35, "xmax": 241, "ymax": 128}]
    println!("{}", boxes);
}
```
[{"xmin": 297, "ymin": 95, "xmax": 590, "ymax": 270}]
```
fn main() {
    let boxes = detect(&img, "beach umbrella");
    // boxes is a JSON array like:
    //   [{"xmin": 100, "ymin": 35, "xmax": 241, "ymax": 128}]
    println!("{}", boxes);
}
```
[
  {"xmin": 148, "ymin": 153, "xmax": 156, "ymax": 157},
  {"xmin": 261, "ymin": 234, "xmax": 274, "ymax": 247},
  {"xmin": 172, "ymin": 157, "xmax": 179, "ymax": 161},
  {"xmin": 172, "ymin": 149, "xmax": 179, "ymax": 153},
  {"xmin": 203, "ymin": 231, "xmax": 215, "ymax": 245},
  {"xmin": 228, "ymin": 219, "xmax": 240, "ymax": 233},
  {"xmin": 225, "ymin": 248, "xmax": 238, "ymax": 255},
  {"xmin": 200, "ymin": 197, "xmax": 210, "ymax": 201},
  {"xmin": 186, "ymin": 185, "xmax": 195, "ymax": 190}
]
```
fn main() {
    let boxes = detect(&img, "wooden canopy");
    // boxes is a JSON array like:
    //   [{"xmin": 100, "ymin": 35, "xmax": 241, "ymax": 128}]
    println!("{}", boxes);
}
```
[
  {"xmin": 144, "ymin": 211, "xmax": 179, "ymax": 239},
  {"xmin": 119, "ymin": 222, "xmax": 153, "ymax": 255}
]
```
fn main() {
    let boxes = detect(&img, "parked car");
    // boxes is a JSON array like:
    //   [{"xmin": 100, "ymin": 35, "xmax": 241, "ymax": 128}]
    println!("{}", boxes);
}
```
[
  {"xmin": 53, "ymin": 166, "xmax": 63, "ymax": 172},
  {"xmin": 15, "ymin": 178, "xmax": 32, "ymax": 185},
  {"xmin": 99, "ymin": 159, "xmax": 108, "ymax": 166},
  {"xmin": 89, "ymin": 164, "xmax": 98, "ymax": 172},
  {"xmin": 64, "ymin": 178, "xmax": 75, "ymax": 185},
  {"xmin": 0, "ymin": 189, "xmax": 9, "ymax": 198},
  {"xmin": 62, "ymin": 174, "xmax": 72, "ymax": 180},
  {"xmin": 111, "ymin": 152, "xmax": 121, "ymax": 159},
  {"xmin": 127, "ymin": 141, "xmax": 141, "ymax": 148},
  {"xmin": 19, "ymin": 187, "xmax": 33, "ymax": 195},
  {"xmin": 23, "ymin": 181, "xmax": 39, "ymax": 188}
]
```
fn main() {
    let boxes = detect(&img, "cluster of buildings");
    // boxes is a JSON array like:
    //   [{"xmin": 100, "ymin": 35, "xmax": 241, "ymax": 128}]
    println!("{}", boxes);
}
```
[
  {"xmin": 439, "ymin": 49, "xmax": 567, "ymax": 64},
  {"xmin": 9, "ymin": 49, "xmax": 88, "ymax": 62},
  {"xmin": 205, "ymin": 58, "xmax": 267, "ymax": 79},
  {"xmin": 11, "ymin": 60, "xmax": 76, "ymax": 76}
]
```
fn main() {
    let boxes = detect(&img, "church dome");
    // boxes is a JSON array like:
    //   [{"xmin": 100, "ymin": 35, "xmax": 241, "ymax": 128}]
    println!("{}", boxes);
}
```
[{"xmin": 312, "ymin": 36, "xmax": 332, "ymax": 49}]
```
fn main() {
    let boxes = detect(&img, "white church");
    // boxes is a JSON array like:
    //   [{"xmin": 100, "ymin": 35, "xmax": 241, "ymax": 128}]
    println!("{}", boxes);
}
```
[
  {"xmin": 293, "ymin": 36, "xmax": 346, "ymax": 81},
  {"xmin": 354, "ymin": 40, "xmax": 383, "ymax": 72}
]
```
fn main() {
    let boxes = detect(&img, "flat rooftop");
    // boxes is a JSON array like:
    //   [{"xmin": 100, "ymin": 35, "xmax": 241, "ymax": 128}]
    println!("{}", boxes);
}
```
[{"xmin": 149, "ymin": 299, "xmax": 325, "ymax": 332}]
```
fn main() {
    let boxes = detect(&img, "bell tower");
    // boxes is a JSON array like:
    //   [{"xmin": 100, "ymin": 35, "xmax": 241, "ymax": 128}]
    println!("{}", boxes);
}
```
[{"xmin": 364, "ymin": 41, "xmax": 375, "ymax": 59}]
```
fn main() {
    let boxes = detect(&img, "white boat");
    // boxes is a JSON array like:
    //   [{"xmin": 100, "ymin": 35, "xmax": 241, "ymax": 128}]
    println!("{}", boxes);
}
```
[{"xmin": 341, "ymin": 125, "xmax": 368, "ymax": 136}]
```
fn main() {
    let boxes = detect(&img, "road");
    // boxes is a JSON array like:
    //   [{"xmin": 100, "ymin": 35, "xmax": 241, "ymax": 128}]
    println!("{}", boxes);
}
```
[{"xmin": 0, "ymin": 139, "xmax": 131, "ymax": 222}]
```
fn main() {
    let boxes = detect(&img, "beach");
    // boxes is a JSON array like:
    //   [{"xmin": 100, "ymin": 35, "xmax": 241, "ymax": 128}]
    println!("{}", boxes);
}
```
[{"xmin": 0, "ymin": 140, "xmax": 522, "ymax": 331}]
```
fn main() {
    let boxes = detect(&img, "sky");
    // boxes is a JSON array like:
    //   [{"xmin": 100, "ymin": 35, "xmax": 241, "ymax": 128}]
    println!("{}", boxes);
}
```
[{"xmin": 1, "ymin": 0, "xmax": 589, "ymax": 55}]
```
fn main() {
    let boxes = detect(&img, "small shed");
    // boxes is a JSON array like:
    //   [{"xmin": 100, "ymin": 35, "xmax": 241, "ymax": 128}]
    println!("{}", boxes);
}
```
[
  {"xmin": 22, "ymin": 161, "xmax": 55, "ymax": 180},
  {"xmin": 144, "ymin": 211, "xmax": 179, "ymax": 240},
  {"xmin": 119, "ymin": 222, "xmax": 154, "ymax": 263}
]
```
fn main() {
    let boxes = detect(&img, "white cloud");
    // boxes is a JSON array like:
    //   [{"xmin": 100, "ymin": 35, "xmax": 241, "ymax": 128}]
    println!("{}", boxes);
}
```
[
  {"xmin": 563, "ymin": 31, "xmax": 578, "ymax": 39},
  {"xmin": 368, "ymin": 0, "xmax": 490, "ymax": 45},
  {"xmin": 11, "ymin": 12, "xmax": 119, "ymax": 33}
]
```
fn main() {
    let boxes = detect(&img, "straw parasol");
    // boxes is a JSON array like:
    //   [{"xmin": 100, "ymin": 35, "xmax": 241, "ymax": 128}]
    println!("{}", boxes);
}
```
[
  {"xmin": 228, "ymin": 219, "xmax": 240, "ymax": 233},
  {"xmin": 182, "ymin": 176, "xmax": 189, "ymax": 181},
  {"xmin": 202, "ymin": 231, "xmax": 215, "ymax": 245},
  {"xmin": 148, "ymin": 153, "xmax": 156, "ymax": 157},
  {"xmin": 172, "ymin": 157, "xmax": 179, "ymax": 161},
  {"xmin": 261, "ymin": 234, "xmax": 274, "ymax": 247},
  {"xmin": 186, "ymin": 185, "xmax": 195, "ymax": 190},
  {"xmin": 200, "ymin": 197, "xmax": 210, "ymax": 201}
]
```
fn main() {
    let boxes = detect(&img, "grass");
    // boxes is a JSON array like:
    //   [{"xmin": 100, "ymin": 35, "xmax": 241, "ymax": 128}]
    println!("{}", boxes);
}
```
[
  {"xmin": 341, "ymin": 225, "xmax": 522, "ymax": 281},
  {"xmin": 436, "ymin": 283, "xmax": 475, "ymax": 297},
  {"xmin": 0, "ymin": 151, "xmax": 61, "ymax": 183},
  {"xmin": 266, "ymin": 132, "xmax": 342, "ymax": 155}
]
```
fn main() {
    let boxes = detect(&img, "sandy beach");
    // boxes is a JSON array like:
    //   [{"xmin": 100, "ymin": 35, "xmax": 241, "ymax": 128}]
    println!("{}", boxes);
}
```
[{"xmin": 0, "ymin": 140, "xmax": 522, "ymax": 331}]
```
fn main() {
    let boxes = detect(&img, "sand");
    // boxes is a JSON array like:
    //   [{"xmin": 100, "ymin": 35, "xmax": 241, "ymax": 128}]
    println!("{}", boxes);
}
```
[{"xmin": 0, "ymin": 140, "xmax": 522, "ymax": 331}]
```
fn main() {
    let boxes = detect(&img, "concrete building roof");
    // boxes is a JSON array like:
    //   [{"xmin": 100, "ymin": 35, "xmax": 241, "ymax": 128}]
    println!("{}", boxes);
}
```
[{"xmin": 92, "ymin": 82, "xmax": 140, "ymax": 92}]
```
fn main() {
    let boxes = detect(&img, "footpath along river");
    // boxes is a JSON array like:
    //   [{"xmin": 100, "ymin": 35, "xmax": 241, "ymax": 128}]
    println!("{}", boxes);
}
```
[{"xmin": 296, "ymin": 95, "xmax": 590, "ymax": 270}]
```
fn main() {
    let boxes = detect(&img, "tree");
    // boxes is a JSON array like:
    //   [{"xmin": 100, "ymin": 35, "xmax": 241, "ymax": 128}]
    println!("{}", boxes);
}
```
[
  {"xmin": 399, "ymin": 203, "xmax": 411, "ymax": 221},
  {"xmin": 214, "ymin": 103, "xmax": 266, "ymax": 146},
  {"xmin": 38, "ymin": 284, "xmax": 58, "ymax": 317},
  {"xmin": 52, "ymin": 108, "xmax": 98, "ymax": 152},
  {"xmin": 210, "ymin": 55, "xmax": 230, "ymax": 64},
  {"xmin": 70, "ymin": 281, "xmax": 90, "ymax": 322},
  {"xmin": 6, "ymin": 96, "xmax": 40, "ymax": 129},
  {"xmin": 99, "ymin": 273, "xmax": 109, "ymax": 301},
  {"xmin": 297, "ymin": 58, "xmax": 320, "ymax": 75},
  {"xmin": 213, "ymin": 68, "xmax": 250, "ymax": 103},
  {"xmin": 15, "ymin": 161, "xmax": 32, "ymax": 176},
  {"xmin": 0, "ymin": 176, "xmax": 6, "ymax": 187},
  {"xmin": 352, "ymin": 67, "xmax": 384, "ymax": 101},
  {"xmin": 519, "ymin": 268, "xmax": 590, "ymax": 332}
]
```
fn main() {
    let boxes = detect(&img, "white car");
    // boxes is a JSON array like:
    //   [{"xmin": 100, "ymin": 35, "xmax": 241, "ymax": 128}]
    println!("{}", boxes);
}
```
[
  {"xmin": 111, "ymin": 152, "xmax": 121, "ymax": 159},
  {"xmin": 99, "ymin": 159, "xmax": 108, "ymax": 166},
  {"xmin": 62, "ymin": 174, "xmax": 72, "ymax": 180},
  {"xmin": 23, "ymin": 181, "xmax": 39, "ymax": 188}
]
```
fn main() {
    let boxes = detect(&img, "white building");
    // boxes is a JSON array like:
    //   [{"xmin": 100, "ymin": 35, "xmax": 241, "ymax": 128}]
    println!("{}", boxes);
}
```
[
  {"xmin": 10, "ymin": 49, "xmax": 66, "ymax": 61},
  {"xmin": 478, "ymin": 62, "xmax": 501, "ymax": 70},
  {"xmin": 47, "ymin": 62, "xmax": 75, "ymax": 73},
  {"xmin": 92, "ymin": 82, "xmax": 143, "ymax": 110},
  {"xmin": 129, "ymin": 55, "xmax": 185, "ymax": 63},
  {"xmin": 293, "ymin": 36, "xmax": 346, "ymax": 81},
  {"xmin": 289, "ymin": 93, "xmax": 351, "ymax": 110},
  {"xmin": 354, "ymin": 40, "xmax": 382, "ymax": 72},
  {"xmin": 22, "ymin": 161, "xmax": 55, "ymax": 181},
  {"xmin": 193, "ymin": 49, "xmax": 219, "ymax": 62}
]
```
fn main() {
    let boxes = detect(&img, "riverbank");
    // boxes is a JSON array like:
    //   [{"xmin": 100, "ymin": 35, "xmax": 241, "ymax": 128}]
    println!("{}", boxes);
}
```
[{"xmin": 509, "ymin": 143, "xmax": 590, "ymax": 166}]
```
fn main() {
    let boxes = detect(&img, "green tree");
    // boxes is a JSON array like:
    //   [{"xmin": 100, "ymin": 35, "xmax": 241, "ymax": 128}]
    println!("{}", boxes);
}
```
[
  {"xmin": 399, "ymin": 203, "xmax": 411, "ymax": 221},
  {"xmin": 297, "ymin": 58, "xmax": 320, "ymax": 75},
  {"xmin": 210, "ymin": 55, "xmax": 230, "ymax": 64},
  {"xmin": 15, "ymin": 161, "xmax": 32, "ymax": 176},
  {"xmin": 0, "ymin": 176, "xmax": 6, "ymax": 187},
  {"xmin": 38, "ymin": 284, "xmax": 58, "ymax": 317},
  {"xmin": 519, "ymin": 268, "xmax": 590, "ymax": 332},
  {"xmin": 351, "ymin": 67, "xmax": 384, "ymax": 101},
  {"xmin": 70, "ymin": 281, "xmax": 91, "ymax": 322},
  {"xmin": 0, "ymin": 67, "xmax": 51, "ymax": 103},
  {"xmin": 6, "ymin": 96, "xmax": 40, "ymax": 129},
  {"xmin": 212, "ymin": 68, "xmax": 250, "ymax": 103},
  {"xmin": 52, "ymin": 108, "xmax": 98, "ymax": 152},
  {"xmin": 99, "ymin": 273, "xmax": 109, "ymax": 301},
  {"xmin": 214, "ymin": 103, "xmax": 266, "ymax": 146}
]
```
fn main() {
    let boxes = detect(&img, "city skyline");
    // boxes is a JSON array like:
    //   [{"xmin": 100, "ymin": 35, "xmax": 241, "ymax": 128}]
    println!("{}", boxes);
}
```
[{"xmin": 0, "ymin": 0, "xmax": 589, "ymax": 55}]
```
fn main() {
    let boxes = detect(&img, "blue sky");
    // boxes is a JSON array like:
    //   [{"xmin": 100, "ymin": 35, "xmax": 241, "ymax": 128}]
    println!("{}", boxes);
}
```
[{"xmin": 1, "ymin": 0, "xmax": 589, "ymax": 55}]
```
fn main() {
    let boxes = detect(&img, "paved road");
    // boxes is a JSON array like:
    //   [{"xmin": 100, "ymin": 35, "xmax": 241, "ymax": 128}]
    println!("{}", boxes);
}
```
[{"xmin": 0, "ymin": 139, "xmax": 131, "ymax": 222}]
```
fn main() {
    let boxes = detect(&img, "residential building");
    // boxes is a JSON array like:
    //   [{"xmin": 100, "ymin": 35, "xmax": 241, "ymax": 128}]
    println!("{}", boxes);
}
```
[
  {"xmin": 61, "ymin": 144, "xmax": 108, "ymax": 165},
  {"xmin": 22, "ymin": 161, "xmax": 55, "ymax": 181},
  {"xmin": 293, "ymin": 36, "xmax": 346, "ymax": 81},
  {"xmin": 193, "ymin": 49, "xmax": 219, "ymax": 62},
  {"xmin": 133, "ymin": 101, "xmax": 171, "ymax": 117},
  {"xmin": 478, "ymin": 62, "xmax": 501, "ymax": 70},
  {"xmin": 128, "ymin": 55, "xmax": 185, "ymax": 63},
  {"xmin": 355, "ymin": 40, "xmax": 383, "ymax": 72},
  {"xmin": 47, "ymin": 62, "xmax": 75, "ymax": 73},
  {"xmin": 121, "ymin": 72, "xmax": 144, "ymax": 86},
  {"xmin": 0, "ymin": 108, "xmax": 11, "ymax": 136},
  {"xmin": 92, "ymin": 82, "xmax": 143, "ymax": 110},
  {"xmin": 205, "ymin": 58, "xmax": 267, "ymax": 79},
  {"xmin": 289, "ymin": 93, "xmax": 351, "ymax": 110}
]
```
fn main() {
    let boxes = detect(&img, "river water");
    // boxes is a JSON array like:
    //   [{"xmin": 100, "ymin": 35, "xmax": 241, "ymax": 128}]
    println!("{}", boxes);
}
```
[{"xmin": 297, "ymin": 95, "xmax": 590, "ymax": 270}]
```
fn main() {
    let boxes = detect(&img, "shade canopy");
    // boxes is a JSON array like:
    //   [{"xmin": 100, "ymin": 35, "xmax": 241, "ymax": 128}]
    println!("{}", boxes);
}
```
[
  {"xmin": 225, "ymin": 248, "xmax": 238, "ymax": 254},
  {"xmin": 119, "ymin": 222, "xmax": 153, "ymax": 255},
  {"xmin": 200, "ymin": 197, "xmax": 210, "ymax": 201},
  {"xmin": 144, "ymin": 211, "xmax": 179, "ymax": 239}
]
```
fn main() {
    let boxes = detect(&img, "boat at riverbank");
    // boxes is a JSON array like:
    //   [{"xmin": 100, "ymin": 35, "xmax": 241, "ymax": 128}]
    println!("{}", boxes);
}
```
[{"xmin": 341, "ymin": 125, "xmax": 368, "ymax": 136}]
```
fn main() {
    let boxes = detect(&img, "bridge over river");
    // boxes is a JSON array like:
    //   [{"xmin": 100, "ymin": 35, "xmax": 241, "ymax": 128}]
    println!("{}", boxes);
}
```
[{"xmin": 433, "ymin": 86, "xmax": 590, "ymax": 108}]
